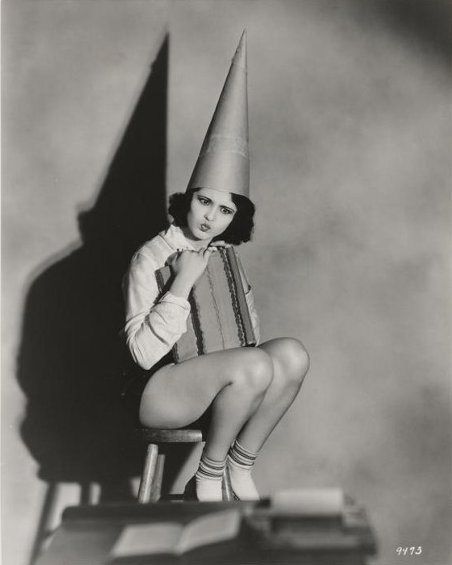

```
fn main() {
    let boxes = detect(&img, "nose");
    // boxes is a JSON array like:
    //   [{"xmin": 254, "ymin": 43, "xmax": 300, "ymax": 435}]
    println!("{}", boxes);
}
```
[{"xmin": 204, "ymin": 207, "xmax": 216, "ymax": 222}]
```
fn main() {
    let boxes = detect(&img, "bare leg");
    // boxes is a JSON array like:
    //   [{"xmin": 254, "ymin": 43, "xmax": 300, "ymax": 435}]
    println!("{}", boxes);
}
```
[
  {"xmin": 223, "ymin": 338, "xmax": 309, "ymax": 500},
  {"xmin": 237, "ymin": 337, "xmax": 310, "ymax": 452},
  {"xmin": 139, "ymin": 346, "xmax": 273, "ymax": 460},
  {"xmin": 138, "ymin": 339, "xmax": 307, "ymax": 499}
]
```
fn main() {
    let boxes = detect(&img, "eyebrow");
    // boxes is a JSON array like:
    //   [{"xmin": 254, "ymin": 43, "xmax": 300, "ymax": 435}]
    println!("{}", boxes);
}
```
[{"xmin": 198, "ymin": 193, "xmax": 236, "ymax": 212}]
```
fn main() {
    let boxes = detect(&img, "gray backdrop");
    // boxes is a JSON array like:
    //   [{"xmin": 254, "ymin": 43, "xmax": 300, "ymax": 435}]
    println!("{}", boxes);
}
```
[{"xmin": 3, "ymin": 1, "xmax": 451, "ymax": 564}]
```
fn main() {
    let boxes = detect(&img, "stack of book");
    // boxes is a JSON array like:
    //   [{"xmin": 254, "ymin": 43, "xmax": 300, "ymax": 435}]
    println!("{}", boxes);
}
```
[
  {"xmin": 244, "ymin": 488, "xmax": 377, "ymax": 561},
  {"xmin": 37, "ymin": 490, "xmax": 377, "ymax": 565}
]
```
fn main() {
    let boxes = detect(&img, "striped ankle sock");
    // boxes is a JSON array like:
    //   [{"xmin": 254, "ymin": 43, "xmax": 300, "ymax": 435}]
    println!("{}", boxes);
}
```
[
  {"xmin": 227, "ymin": 439, "xmax": 260, "ymax": 501},
  {"xmin": 195, "ymin": 452, "xmax": 226, "ymax": 501}
]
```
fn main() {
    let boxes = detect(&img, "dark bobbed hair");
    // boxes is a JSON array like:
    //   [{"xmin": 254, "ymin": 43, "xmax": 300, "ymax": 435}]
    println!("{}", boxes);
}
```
[{"xmin": 168, "ymin": 188, "xmax": 255, "ymax": 245}]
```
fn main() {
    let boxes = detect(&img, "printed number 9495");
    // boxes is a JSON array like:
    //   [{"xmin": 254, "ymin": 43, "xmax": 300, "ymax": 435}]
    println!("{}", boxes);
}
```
[{"xmin": 396, "ymin": 547, "xmax": 422, "ymax": 556}]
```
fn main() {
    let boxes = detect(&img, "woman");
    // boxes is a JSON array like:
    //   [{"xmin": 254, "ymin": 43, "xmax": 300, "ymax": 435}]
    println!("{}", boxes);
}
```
[{"xmin": 122, "ymin": 33, "xmax": 310, "ymax": 501}]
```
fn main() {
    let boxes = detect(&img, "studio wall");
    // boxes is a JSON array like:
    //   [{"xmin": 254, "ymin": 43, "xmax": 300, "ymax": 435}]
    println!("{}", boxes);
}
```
[{"xmin": 3, "ymin": 1, "xmax": 451, "ymax": 564}]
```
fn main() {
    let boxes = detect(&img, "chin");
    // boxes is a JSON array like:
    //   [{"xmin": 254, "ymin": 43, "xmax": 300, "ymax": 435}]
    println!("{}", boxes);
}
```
[{"xmin": 191, "ymin": 228, "xmax": 212, "ymax": 241}]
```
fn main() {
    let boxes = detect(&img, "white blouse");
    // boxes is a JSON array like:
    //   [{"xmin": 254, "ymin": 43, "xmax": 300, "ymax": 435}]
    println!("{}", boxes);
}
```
[{"xmin": 123, "ymin": 224, "xmax": 260, "ymax": 370}]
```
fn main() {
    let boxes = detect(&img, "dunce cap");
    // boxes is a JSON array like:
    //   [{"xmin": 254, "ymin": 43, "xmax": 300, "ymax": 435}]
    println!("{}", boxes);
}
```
[{"xmin": 187, "ymin": 31, "xmax": 249, "ymax": 198}]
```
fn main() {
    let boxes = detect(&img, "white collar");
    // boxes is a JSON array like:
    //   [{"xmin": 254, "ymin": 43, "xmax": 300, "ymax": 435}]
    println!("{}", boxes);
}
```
[{"xmin": 161, "ymin": 224, "xmax": 197, "ymax": 251}]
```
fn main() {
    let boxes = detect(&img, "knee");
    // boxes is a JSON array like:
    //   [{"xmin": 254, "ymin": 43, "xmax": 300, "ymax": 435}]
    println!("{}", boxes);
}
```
[
  {"xmin": 276, "ymin": 338, "xmax": 310, "ymax": 387},
  {"xmin": 232, "ymin": 348, "xmax": 273, "ymax": 395}
]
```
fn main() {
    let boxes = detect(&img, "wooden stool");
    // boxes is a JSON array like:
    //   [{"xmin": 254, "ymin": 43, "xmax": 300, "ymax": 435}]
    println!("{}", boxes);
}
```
[{"xmin": 137, "ymin": 428, "xmax": 204, "ymax": 503}]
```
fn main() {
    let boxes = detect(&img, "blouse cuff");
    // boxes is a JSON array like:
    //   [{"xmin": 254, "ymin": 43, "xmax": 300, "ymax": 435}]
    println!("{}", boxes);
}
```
[{"xmin": 161, "ymin": 291, "xmax": 191, "ymax": 311}]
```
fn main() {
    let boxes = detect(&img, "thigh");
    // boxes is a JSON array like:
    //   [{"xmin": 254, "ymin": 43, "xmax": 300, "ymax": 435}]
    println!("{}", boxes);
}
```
[{"xmin": 138, "ymin": 346, "xmax": 257, "ymax": 428}]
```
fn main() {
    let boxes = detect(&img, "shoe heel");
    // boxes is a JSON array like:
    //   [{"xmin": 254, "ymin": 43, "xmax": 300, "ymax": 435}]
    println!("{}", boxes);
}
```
[
  {"xmin": 222, "ymin": 466, "xmax": 240, "ymax": 501},
  {"xmin": 183, "ymin": 476, "xmax": 198, "ymax": 501}
]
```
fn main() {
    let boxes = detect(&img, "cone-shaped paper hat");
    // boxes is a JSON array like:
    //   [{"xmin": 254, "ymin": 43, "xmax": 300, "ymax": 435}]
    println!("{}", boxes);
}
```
[{"xmin": 187, "ymin": 31, "xmax": 249, "ymax": 197}]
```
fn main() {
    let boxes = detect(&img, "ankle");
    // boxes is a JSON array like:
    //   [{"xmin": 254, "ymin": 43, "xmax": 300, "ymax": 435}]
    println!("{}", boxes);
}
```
[
  {"xmin": 228, "ymin": 438, "xmax": 259, "ymax": 470},
  {"xmin": 196, "ymin": 452, "xmax": 227, "ymax": 481},
  {"xmin": 226, "ymin": 440, "xmax": 260, "ymax": 501},
  {"xmin": 194, "ymin": 451, "xmax": 227, "ymax": 502}
]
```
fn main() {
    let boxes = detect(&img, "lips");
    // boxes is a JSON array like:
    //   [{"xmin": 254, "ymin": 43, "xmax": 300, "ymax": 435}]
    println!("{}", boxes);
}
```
[{"xmin": 199, "ymin": 223, "xmax": 211, "ymax": 232}]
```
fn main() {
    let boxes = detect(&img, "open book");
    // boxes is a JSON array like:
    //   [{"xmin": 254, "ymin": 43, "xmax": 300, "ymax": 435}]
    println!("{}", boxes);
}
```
[{"xmin": 109, "ymin": 509, "xmax": 240, "ymax": 561}]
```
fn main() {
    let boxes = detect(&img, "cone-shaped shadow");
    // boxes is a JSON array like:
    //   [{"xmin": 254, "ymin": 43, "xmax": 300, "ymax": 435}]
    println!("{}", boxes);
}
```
[
  {"xmin": 17, "ymin": 35, "xmax": 169, "ymax": 496},
  {"xmin": 80, "ymin": 33, "xmax": 169, "ymax": 255}
]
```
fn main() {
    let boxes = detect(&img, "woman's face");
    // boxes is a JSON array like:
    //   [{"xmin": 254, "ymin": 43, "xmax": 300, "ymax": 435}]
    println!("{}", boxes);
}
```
[{"xmin": 186, "ymin": 188, "xmax": 237, "ymax": 243}]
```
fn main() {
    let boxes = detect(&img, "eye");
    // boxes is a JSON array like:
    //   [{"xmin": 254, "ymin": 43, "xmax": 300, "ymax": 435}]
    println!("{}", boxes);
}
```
[
  {"xmin": 221, "ymin": 207, "xmax": 235, "ymax": 215},
  {"xmin": 197, "ymin": 196, "xmax": 210, "ymax": 205}
]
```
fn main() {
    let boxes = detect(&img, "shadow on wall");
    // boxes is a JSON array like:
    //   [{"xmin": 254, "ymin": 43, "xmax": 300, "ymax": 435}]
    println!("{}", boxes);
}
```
[
  {"xmin": 375, "ymin": 0, "xmax": 452, "ymax": 63},
  {"xmin": 350, "ymin": 0, "xmax": 452, "ymax": 64},
  {"xmin": 17, "ymin": 35, "xmax": 169, "ymax": 502}
]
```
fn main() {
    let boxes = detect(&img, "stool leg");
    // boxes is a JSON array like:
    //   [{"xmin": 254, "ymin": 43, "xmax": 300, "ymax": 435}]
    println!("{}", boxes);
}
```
[
  {"xmin": 79, "ymin": 482, "xmax": 95, "ymax": 505},
  {"xmin": 138, "ymin": 444, "xmax": 158, "ymax": 503},
  {"xmin": 28, "ymin": 482, "xmax": 57, "ymax": 565},
  {"xmin": 150, "ymin": 453, "xmax": 166, "ymax": 502}
]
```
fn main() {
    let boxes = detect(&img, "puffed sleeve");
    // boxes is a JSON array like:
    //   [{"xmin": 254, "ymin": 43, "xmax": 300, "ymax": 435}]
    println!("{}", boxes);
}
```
[
  {"xmin": 235, "ymin": 252, "xmax": 261, "ymax": 346},
  {"xmin": 123, "ymin": 251, "xmax": 191, "ymax": 370}
]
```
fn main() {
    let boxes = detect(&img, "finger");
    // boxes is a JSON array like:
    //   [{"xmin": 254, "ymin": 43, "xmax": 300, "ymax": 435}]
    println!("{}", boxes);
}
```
[
  {"xmin": 211, "ymin": 241, "xmax": 233, "ymax": 249},
  {"xmin": 203, "ymin": 247, "xmax": 214, "ymax": 259}
]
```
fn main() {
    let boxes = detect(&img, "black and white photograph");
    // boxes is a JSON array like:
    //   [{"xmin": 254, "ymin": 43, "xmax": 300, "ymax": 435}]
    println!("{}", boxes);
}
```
[{"xmin": 2, "ymin": 1, "xmax": 451, "ymax": 564}]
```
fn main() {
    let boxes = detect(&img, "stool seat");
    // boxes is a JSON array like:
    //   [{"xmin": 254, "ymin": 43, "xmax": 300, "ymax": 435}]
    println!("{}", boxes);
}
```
[
  {"xmin": 137, "ymin": 427, "xmax": 205, "ymax": 503},
  {"xmin": 138, "ymin": 428, "xmax": 204, "ymax": 444}
]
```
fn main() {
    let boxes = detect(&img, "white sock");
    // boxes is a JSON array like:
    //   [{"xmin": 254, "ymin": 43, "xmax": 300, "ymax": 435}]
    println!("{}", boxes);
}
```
[
  {"xmin": 227, "ymin": 439, "xmax": 260, "ymax": 501},
  {"xmin": 195, "ymin": 452, "xmax": 226, "ymax": 502}
]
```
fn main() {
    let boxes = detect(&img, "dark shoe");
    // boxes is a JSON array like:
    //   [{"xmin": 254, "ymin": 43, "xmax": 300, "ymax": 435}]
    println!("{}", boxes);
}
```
[{"xmin": 183, "ymin": 476, "xmax": 198, "ymax": 501}]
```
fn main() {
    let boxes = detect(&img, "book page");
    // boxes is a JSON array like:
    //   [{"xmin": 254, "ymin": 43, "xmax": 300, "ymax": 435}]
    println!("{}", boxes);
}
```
[
  {"xmin": 110, "ymin": 522, "xmax": 182, "ymax": 558},
  {"xmin": 178, "ymin": 509, "xmax": 241, "ymax": 554}
]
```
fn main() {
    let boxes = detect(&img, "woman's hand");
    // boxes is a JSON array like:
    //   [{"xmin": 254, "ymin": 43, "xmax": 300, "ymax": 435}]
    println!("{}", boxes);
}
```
[
  {"xmin": 172, "ymin": 248, "xmax": 214, "ymax": 282},
  {"xmin": 169, "ymin": 248, "xmax": 214, "ymax": 298}
]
